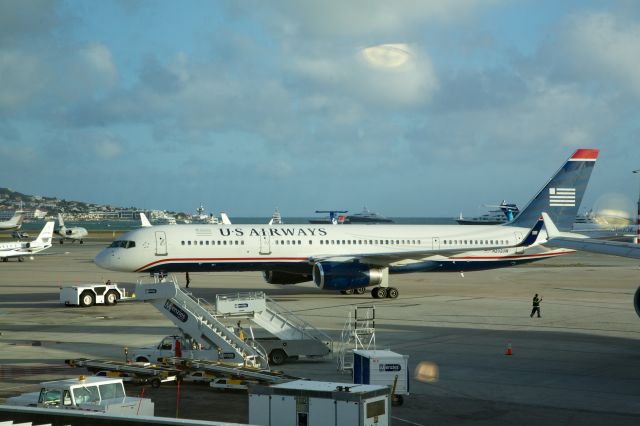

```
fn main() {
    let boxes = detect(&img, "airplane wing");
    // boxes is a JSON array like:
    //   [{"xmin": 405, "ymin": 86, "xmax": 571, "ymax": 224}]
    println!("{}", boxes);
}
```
[
  {"xmin": 310, "ymin": 217, "xmax": 545, "ymax": 266},
  {"xmin": 542, "ymin": 212, "xmax": 640, "ymax": 259}
]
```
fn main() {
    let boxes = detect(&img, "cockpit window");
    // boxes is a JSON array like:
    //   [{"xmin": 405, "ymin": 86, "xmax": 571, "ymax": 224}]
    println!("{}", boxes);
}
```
[{"xmin": 109, "ymin": 240, "xmax": 136, "ymax": 249}]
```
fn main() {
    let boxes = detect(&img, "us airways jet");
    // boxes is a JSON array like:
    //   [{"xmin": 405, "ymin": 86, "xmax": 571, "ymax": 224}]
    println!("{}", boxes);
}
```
[
  {"xmin": 95, "ymin": 149, "xmax": 599, "ymax": 298},
  {"xmin": 0, "ymin": 221, "xmax": 55, "ymax": 262}
]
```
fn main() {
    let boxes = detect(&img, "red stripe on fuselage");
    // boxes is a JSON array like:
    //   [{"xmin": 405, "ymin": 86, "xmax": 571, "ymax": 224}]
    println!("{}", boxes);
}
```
[
  {"xmin": 451, "ymin": 250, "xmax": 574, "ymax": 260},
  {"xmin": 135, "ymin": 257, "xmax": 309, "ymax": 272},
  {"xmin": 134, "ymin": 251, "xmax": 574, "ymax": 272}
]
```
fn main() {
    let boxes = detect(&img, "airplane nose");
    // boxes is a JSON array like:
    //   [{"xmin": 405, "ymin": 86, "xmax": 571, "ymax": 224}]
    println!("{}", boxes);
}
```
[{"xmin": 94, "ymin": 248, "xmax": 112, "ymax": 270}]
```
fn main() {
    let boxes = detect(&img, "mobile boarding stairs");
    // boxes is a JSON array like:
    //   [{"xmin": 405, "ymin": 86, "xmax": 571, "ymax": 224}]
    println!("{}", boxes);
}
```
[{"xmin": 134, "ymin": 276, "xmax": 332, "ymax": 368}]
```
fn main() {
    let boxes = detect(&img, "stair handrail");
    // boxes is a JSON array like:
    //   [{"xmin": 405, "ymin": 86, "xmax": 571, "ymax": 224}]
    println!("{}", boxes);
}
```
[
  {"xmin": 166, "ymin": 280, "xmax": 269, "ymax": 368},
  {"xmin": 263, "ymin": 295, "xmax": 333, "ymax": 345}
]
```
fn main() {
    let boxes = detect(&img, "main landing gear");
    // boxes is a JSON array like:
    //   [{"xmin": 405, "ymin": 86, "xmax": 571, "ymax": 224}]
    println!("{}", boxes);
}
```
[
  {"xmin": 371, "ymin": 287, "xmax": 399, "ymax": 299},
  {"xmin": 339, "ymin": 287, "xmax": 399, "ymax": 299}
]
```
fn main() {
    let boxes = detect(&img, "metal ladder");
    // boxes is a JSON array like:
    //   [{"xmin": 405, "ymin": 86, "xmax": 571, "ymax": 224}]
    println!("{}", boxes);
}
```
[{"xmin": 337, "ymin": 305, "xmax": 376, "ymax": 372}]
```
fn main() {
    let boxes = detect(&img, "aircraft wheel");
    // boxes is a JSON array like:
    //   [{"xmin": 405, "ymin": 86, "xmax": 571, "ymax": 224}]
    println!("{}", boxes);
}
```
[
  {"xmin": 105, "ymin": 291, "xmax": 118, "ymax": 306},
  {"xmin": 80, "ymin": 240, "xmax": 84, "ymax": 245},
  {"xmin": 1, "ymin": 258, "xmax": 7, "ymax": 262},
  {"xmin": 355, "ymin": 287, "xmax": 366, "ymax": 295},
  {"xmin": 150, "ymin": 378, "xmax": 161, "ymax": 388},
  {"xmin": 372, "ymin": 287, "xmax": 387, "ymax": 299},
  {"xmin": 79, "ymin": 291, "xmax": 95, "ymax": 307},
  {"xmin": 387, "ymin": 287, "xmax": 399, "ymax": 299},
  {"xmin": 18, "ymin": 257, "xmax": 24, "ymax": 262},
  {"xmin": 343, "ymin": 289, "xmax": 354, "ymax": 295},
  {"xmin": 59, "ymin": 239, "xmax": 64, "ymax": 245}
]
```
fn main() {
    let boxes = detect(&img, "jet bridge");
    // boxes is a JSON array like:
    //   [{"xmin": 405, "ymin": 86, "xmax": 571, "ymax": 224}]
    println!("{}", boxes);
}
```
[{"xmin": 134, "ymin": 276, "xmax": 268, "ymax": 368}]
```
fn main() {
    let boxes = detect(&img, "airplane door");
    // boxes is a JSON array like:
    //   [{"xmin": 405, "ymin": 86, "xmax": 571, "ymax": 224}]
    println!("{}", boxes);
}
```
[
  {"xmin": 259, "ymin": 235, "xmax": 271, "ymax": 255},
  {"xmin": 514, "ymin": 232, "xmax": 524, "ymax": 254},
  {"xmin": 155, "ymin": 231, "xmax": 167, "ymax": 256},
  {"xmin": 432, "ymin": 237, "xmax": 440, "ymax": 250}
]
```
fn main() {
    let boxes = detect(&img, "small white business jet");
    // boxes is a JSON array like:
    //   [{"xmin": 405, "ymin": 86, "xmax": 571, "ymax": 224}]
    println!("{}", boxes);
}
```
[
  {"xmin": 95, "ymin": 149, "xmax": 599, "ymax": 299},
  {"xmin": 0, "ymin": 211, "xmax": 25, "ymax": 232},
  {"xmin": 56, "ymin": 213, "xmax": 88, "ymax": 244},
  {"xmin": 0, "ymin": 221, "xmax": 55, "ymax": 262}
]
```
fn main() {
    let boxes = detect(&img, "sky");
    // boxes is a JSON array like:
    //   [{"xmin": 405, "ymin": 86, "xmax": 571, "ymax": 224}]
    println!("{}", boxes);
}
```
[{"xmin": 1, "ymin": 0, "xmax": 639, "ymax": 217}]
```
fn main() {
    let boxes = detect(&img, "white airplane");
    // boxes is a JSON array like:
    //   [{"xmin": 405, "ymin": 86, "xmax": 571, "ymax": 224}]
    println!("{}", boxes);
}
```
[
  {"xmin": 542, "ymin": 212, "xmax": 640, "ymax": 318},
  {"xmin": 56, "ymin": 213, "xmax": 88, "ymax": 244},
  {"xmin": 0, "ymin": 221, "xmax": 55, "ymax": 262},
  {"xmin": 0, "ymin": 211, "xmax": 26, "ymax": 232},
  {"xmin": 95, "ymin": 149, "xmax": 599, "ymax": 299}
]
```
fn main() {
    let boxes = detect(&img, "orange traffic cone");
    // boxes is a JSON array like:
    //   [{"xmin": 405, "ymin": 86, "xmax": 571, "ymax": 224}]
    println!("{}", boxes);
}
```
[{"xmin": 505, "ymin": 342, "xmax": 513, "ymax": 356}]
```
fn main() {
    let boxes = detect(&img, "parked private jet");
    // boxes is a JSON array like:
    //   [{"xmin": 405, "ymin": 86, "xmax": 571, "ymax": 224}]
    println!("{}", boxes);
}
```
[
  {"xmin": 0, "ymin": 211, "xmax": 25, "ymax": 232},
  {"xmin": 0, "ymin": 221, "xmax": 55, "ymax": 262},
  {"xmin": 95, "ymin": 149, "xmax": 599, "ymax": 299},
  {"xmin": 56, "ymin": 213, "xmax": 88, "ymax": 244}
]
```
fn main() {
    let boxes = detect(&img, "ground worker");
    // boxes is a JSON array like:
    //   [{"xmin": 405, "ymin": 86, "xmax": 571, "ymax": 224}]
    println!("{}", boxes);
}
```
[
  {"xmin": 530, "ymin": 294, "xmax": 542, "ymax": 318},
  {"xmin": 237, "ymin": 320, "xmax": 245, "ymax": 341}
]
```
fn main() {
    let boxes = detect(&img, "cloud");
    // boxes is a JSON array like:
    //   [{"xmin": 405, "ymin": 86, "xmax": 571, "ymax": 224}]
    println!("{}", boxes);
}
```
[
  {"xmin": 538, "ymin": 11, "xmax": 640, "ymax": 96},
  {"xmin": 242, "ymin": 0, "xmax": 496, "ymax": 38}
]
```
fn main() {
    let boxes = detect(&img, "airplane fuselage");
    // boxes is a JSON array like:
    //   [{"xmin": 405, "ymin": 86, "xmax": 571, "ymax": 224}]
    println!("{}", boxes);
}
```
[{"xmin": 95, "ymin": 223, "xmax": 569, "ymax": 275}]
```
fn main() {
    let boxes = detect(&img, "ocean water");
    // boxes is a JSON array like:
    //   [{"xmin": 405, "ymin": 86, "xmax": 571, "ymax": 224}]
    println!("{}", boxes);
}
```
[{"xmin": 19, "ymin": 217, "xmax": 457, "ymax": 232}]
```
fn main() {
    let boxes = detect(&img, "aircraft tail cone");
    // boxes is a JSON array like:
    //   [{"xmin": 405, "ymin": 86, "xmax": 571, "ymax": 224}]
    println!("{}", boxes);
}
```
[{"xmin": 505, "ymin": 342, "xmax": 513, "ymax": 356}]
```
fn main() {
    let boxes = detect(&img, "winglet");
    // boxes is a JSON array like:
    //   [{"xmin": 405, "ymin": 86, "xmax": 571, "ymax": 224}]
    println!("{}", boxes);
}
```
[
  {"xmin": 517, "ymin": 217, "xmax": 544, "ymax": 247},
  {"xmin": 220, "ymin": 212, "xmax": 232, "ymax": 225},
  {"xmin": 541, "ymin": 212, "xmax": 560, "ymax": 238},
  {"xmin": 140, "ymin": 213, "xmax": 152, "ymax": 227}
]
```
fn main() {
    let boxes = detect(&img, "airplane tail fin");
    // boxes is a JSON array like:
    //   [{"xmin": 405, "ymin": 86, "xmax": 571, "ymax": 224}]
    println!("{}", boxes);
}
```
[
  {"xmin": 57, "ymin": 213, "xmax": 65, "ymax": 227},
  {"xmin": 508, "ymin": 149, "xmax": 599, "ymax": 231},
  {"xmin": 140, "ymin": 213, "xmax": 152, "ymax": 227},
  {"xmin": 32, "ymin": 221, "xmax": 55, "ymax": 247},
  {"xmin": 6, "ymin": 211, "xmax": 25, "ymax": 228}
]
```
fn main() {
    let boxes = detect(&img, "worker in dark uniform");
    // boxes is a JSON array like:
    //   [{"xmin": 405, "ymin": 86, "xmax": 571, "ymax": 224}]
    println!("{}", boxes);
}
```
[{"xmin": 530, "ymin": 294, "xmax": 542, "ymax": 318}]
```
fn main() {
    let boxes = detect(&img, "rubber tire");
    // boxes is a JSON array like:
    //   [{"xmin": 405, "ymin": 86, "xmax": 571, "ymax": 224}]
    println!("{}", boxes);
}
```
[
  {"xmin": 60, "ymin": 239, "xmax": 64, "ymax": 244},
  {"xmin": 269, "ymin": 349, "xmax": 287, "ymax": 366},
  {"xmin": 18, "ymin": 257, "xmax": 24, "ymax": 262},
  {"xmin": 105, "ymin": 291, "xmax": 118, "ymax": 306},
  {"xmin": 136, "ymin": 357, "xmax": 150, "ymax": 363},
  {"xmin": 355, "ymin": 287, "xmax": 366, "ymax": 295},
  {"xmin": 343, "ymin": 289, "xmax": 354, "ymax": 295},
  {"xmin": 79, "ymin": 291, "xmax": 95, "ymax": 307},
  {"xmin": 387, "ymin": 287, "xmax": 399, "ymax": 299},
  {"xmin": 150, "ymin": 378, "xmax": 161, "ymax": 388},
  {"xmin": 373, "ymin": 287, "xmax": 387, "ymax": 299},
  {"xmin": 80, "ymin": 240, "xmax": 84, "ymax": 244}
]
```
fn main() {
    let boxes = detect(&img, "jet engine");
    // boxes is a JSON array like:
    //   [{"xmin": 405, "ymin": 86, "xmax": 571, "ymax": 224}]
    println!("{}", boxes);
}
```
[
  {"xmin": 263, "ymin": 271, "xmax": 312, "ymax": 285},
  {"xmin": 312, "ymin": 262, "xmax": 384, "ymax": 291},
  {"xmin": 635, "ymin": 286, "xmax": 640, "ymax": 319}
]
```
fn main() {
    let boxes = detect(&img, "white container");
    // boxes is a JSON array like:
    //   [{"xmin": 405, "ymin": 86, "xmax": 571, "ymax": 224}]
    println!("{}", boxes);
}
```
[
  {"xmin": 353, "ymin": 349, "xmax": 409, "ymax": 395},
  {"xmin": 249, "ymin": 379, "xmax": 389, "ymax": 426}
]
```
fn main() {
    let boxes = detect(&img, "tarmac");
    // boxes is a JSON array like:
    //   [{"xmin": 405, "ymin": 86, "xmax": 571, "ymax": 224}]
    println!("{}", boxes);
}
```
[{"xmin": 1, "ymin": 239, "xmax": 640, "ymax": 425}]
